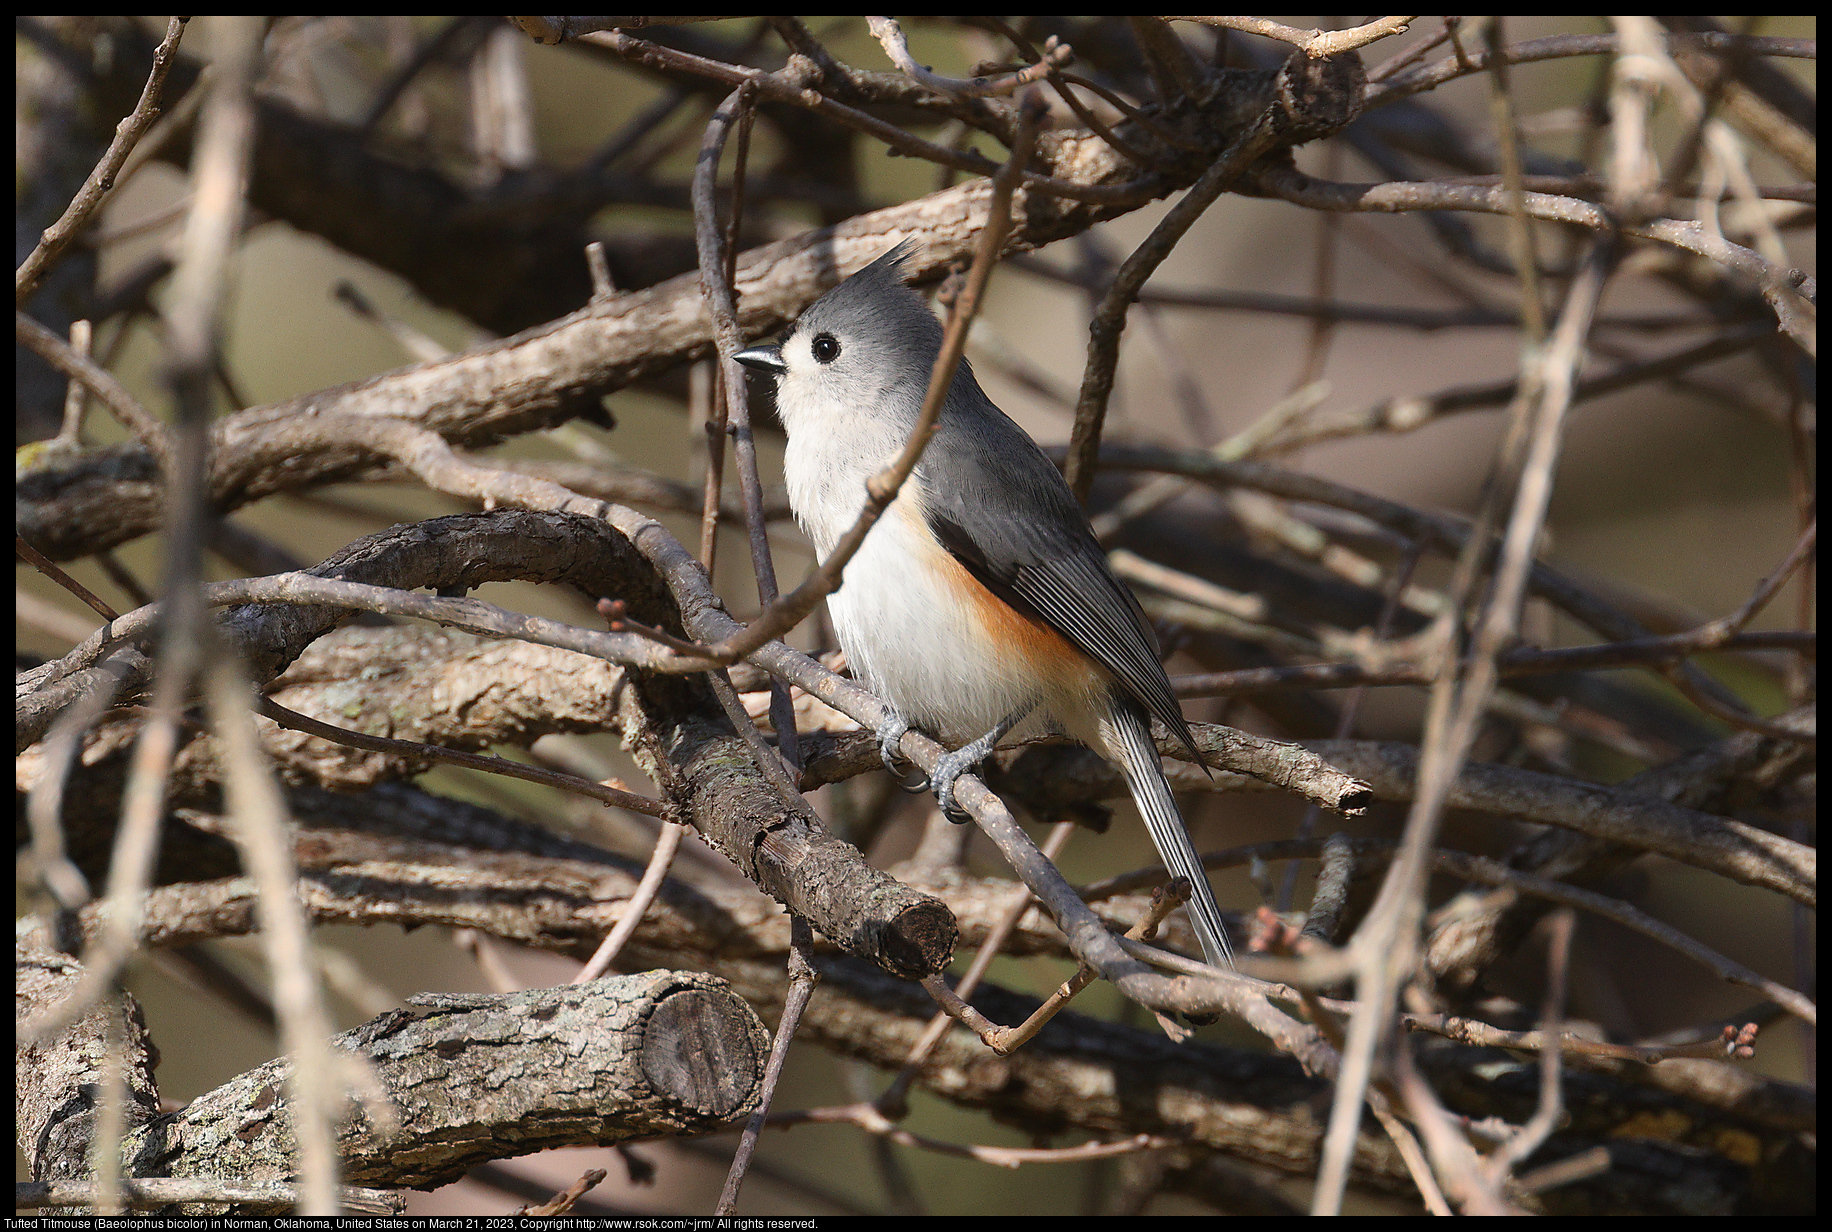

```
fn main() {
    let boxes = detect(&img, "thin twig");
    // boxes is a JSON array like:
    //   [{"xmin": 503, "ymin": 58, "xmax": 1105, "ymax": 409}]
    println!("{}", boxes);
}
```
[
  {"xmin": 1661, "ymin": 661, "xmax": 1818, "ymax": 745},
  {"xmin": 693, "ymin": 80, "xmax": 801, "ymax": 769},
  {"xmin": 1080, "ymin": 824, "xmax": 1815, "ymax": 977},
  {"xmin": 1086, "ymin": 379, "xmax": 1330, "ymax": 543},
  {"xmin": 704, "ymin": 668, "xmax": 807, "ymax": 809},
  {"xmin": 598, "ymin": 597, "xmax": 714, "ymax": 658},
  {"xmin": 1277, "ymin": 546, "xmax": 1419, "ymax": 912},
  {"xmin": 1055, "ymin": 69, "xmax": 1207, "ymax": 151},
  {"xmin": 1683, "ymin": 520, "xmax": 1817, "ymax": 649},
  {"xmin": 87, "ymin": 994, "xmax": 129, "ymax": 1214},
  {"xmin": 1251, "ymin": 913, "xmax": 1453, "ymax": 1210},
  {"xmin": 19, "ymin": 643, "xmax": 196, "ymax": 1046},
  {"xmin": 1400, "ymin": 1008, "xmax": 1763, "ymax": 1065},
  {"xmin": 1652, "ymin": 17, "xmax": 1765, "ymax": 220},
  {"xmin": 1290, "ymin": 128, "xmax": 1345, "ymax": 393},
  {"xmin": 1487, "ymin": 17, "xmax": 1547, "ymax": 342},
  {"xmin": 22, "ymin": 653, "xmax": 139, "ymax": 918},
  {"xmin": 1169, "ymin": 627, "xmax": 1811, "ymax": 698},
  {"xmin": 16, "ymin": 16, "xmax": 188, "ymax": 303},
  {"xmin": 765, "ymin": 16, "xmax": 847, "ymax": 84},
  {"xmin": 985, "ymin": 877, "xmax": 1194, "ymax": 1055},
  {"xmin": 206, "ymin": 658, "xmax": 349, "ymax": 1216},
  {"xmin": 588, "ymin": 83, "xmax": 693, "ymax": 171},
  {"xmin": 356, "ymin": 15, "xmax": 478, "ymax": 140},
  {"xmin": 868, "ymin": 16, "xmax": 1071, "ymax": 98},
  {"xmin": 718, "ymin": 917, "xmax": 820, "ymax": 1214},
  {"xmin": 517, "ymin": 1168, "xmax": 608, "ymax": 1217},
  {"xmin": 1654, "ymin": 518, "xmax": 1818, "ymax": 744},
  {"xmin": 775, "ymin": 1101, "xmax": 1176, "ymax": 1168},
  {"xmin": 454, "ymin": 929, "xmax": 522, "ymax": 995},
  {"xmin": 589, "ymin": 30, "xmax": 1157, "ymax": 207},
  {"xmin": 1368, "ymin": 31, "xmax": 1816, "ymax": 110},
  {"xmin": 573, "ymin": 821, "xmax": 687, "ymax": 981},
  {"xmin": 17, "ymin": 536, "xmax": 121, "ymax": 624},
  {"xmin": 692, "ymin": 359, "xmax": 727, "ymax": 569},
  {"xmin": 56, "ymin": 316, "xmax": 94, "ymax": 441},
  {"xmin": 1311, "ymin": 237, "xmax": 1618, "ymax": 1215},
  {"xmin": 1486, "ymin": 909, "xmax": 1573, "ymax": 1178},
  {"xmin": 883, "ymin": 821, "xmax": 1075, "ymax": 1095},
  {"xmin": 1255, "ymin": 167, "xmax": 1814, "ymax": 353},
  {"xmin": 1011, "ymin": 250, "xmax": 1723, "ymax": 331},
  {"xmin": 1254, "ymin": 325, "xmax": 1772, "ymax": 456},
  {"xmin": 17, "ymin": 587, "xmax": 105, "ymax": 644},
  {"xmin": 1392, "ymin": 1027, "xmax": 1522, "ymax": 1213},
  {"xmin": 1127, "ymin": 16, "xmax": 1204, "ymax": 101},
  {"xmin": 585, "ymin": 240, "xmax": 616, "ymax": 302},
  {"xmin": 974, "ymin": 18, "xmax": 1157, "ymax": 165},
  {"xmin": 1064, "ymin": 106, "xmax": 1291, "ymax": 501},
  {"xmin": 1163, "ymin": 15, "xmax": 1417, "ymax": 58},
  {"xmin": 258, "ymin": 696, "xmax": 666, "ymax": 816},
  {"xmin": 1082, "ymin": 438, "xmax": 1771, "ymax": 719},
  {"xmin": 1366, "ymin": 1088, "xmax": 1454, "ymax": 1216},
  {"xmin": 1366, "ymin": 16, "xmax": 1463, "ymax": 83}
]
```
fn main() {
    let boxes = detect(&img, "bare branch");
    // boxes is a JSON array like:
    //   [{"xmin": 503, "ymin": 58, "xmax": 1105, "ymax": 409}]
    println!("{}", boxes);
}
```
[
  {"xmin": 1368, "ymin": 31, "xmax": 1818, "ymax": 109},
  {"xmin": 1164, "ymin": 14, "xmax": 1418, "ymax": 58},
  {"xmin": 16, "ymin": 16, "xmax": 188, "ymax": 303},
  {"xmin": 1063, "ymin": 47, "xmax": 1367, "ymax": 497},
  {"xmin": 1256, "ymin": 166, "xmax": 1815, "ymax": 353}
]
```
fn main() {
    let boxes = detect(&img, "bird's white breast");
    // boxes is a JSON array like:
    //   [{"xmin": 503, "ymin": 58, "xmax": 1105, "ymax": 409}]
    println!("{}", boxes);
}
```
[{"xmin": 784, "ymin": 409, "xmax": 1103, "ymax": 742}]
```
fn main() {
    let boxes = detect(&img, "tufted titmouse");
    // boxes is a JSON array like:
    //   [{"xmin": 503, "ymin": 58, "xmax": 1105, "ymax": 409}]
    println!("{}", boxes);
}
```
[{"xmin": 736, "ymin": 244, "xmax": 1232, "ymax": 967}]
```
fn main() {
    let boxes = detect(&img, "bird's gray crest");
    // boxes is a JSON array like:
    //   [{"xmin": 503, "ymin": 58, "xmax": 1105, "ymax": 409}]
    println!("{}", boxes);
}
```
[
  {"xmin": 798, "ymin": 238, "xmax": 939, "ymax": 357},
  {"xmin": 852, "ymin": 238, "xmax": 918, "ymax": 284}
]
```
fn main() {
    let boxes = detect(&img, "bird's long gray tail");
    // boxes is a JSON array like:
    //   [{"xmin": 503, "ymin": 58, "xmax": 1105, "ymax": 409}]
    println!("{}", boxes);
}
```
[{"xmin": 1109, "ymin": 701, "xmax": 1233, "ymax": 967}]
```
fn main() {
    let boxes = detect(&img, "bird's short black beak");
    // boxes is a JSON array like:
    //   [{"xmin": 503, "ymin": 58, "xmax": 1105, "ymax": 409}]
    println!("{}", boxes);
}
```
[{"xmin": 734, "ymin": 343, "xmax": 786, "ymax": 376}]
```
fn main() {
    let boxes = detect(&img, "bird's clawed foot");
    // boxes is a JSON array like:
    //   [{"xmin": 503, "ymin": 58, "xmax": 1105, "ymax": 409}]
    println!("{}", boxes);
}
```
[
  {"xmin": 928, "ymin": 745, "xmax": 984, "ymax": 824},
  {"xmin": 881, "ymin": 712, "xmax": 1025, "ymax": 823},
  {"xmin": 877, "ymin": 713, "xmax": 929, "ymax": 794}
]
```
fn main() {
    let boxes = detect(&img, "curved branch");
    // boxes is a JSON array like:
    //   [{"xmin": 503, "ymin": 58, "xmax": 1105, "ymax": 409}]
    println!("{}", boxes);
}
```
[
  {"xmin": 1367, "ymin": 32, "xmax": 1818, "ymax": 109},
  {"xmin": 1256, "ymin": 165, "xmax": 1815, "ymax": 353}
]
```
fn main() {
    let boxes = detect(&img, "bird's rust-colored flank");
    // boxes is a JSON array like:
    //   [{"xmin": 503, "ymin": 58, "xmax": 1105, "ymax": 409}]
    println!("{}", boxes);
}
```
[{"xmin": 896, "ymin": 499, "xmax": 1099, "ymax": 697}]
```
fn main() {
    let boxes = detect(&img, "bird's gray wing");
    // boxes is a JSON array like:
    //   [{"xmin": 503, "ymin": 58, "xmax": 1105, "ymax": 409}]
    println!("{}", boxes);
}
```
[{"xmin": 918, "ymin": 395, "xmax": 1199, "ymax": 758}]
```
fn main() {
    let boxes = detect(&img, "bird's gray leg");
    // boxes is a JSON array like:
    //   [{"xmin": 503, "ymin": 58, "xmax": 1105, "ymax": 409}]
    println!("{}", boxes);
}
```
[
  {"xmin": 876, "ymin": 712, "xmax": 929, "ymax": 793},
  {"xmin": 932, "ymin": 706, "xmax": 1033, "ymax": 823}
]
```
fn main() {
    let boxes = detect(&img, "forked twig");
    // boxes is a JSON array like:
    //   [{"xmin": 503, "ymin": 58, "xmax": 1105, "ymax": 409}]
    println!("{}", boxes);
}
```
[
  {"xmin": 868, "ymin": 16, "xmax": 1071, "ymax": 98},
  {"xmin": 983, "ymin": 877, "xmax": 1197, "ymax": 1055}
]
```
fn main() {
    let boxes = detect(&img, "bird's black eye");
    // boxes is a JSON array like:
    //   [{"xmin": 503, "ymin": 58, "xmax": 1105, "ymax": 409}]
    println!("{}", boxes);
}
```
[{"xmin": 811, "ymin": 332, "xmax": 840, "ymax": 363}]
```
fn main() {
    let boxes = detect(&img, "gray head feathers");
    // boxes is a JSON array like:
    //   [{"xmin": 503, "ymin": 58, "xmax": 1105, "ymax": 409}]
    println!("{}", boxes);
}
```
[{"xmin": 793, "ymin": 240, "xmax": 940, "ymax": 365}]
